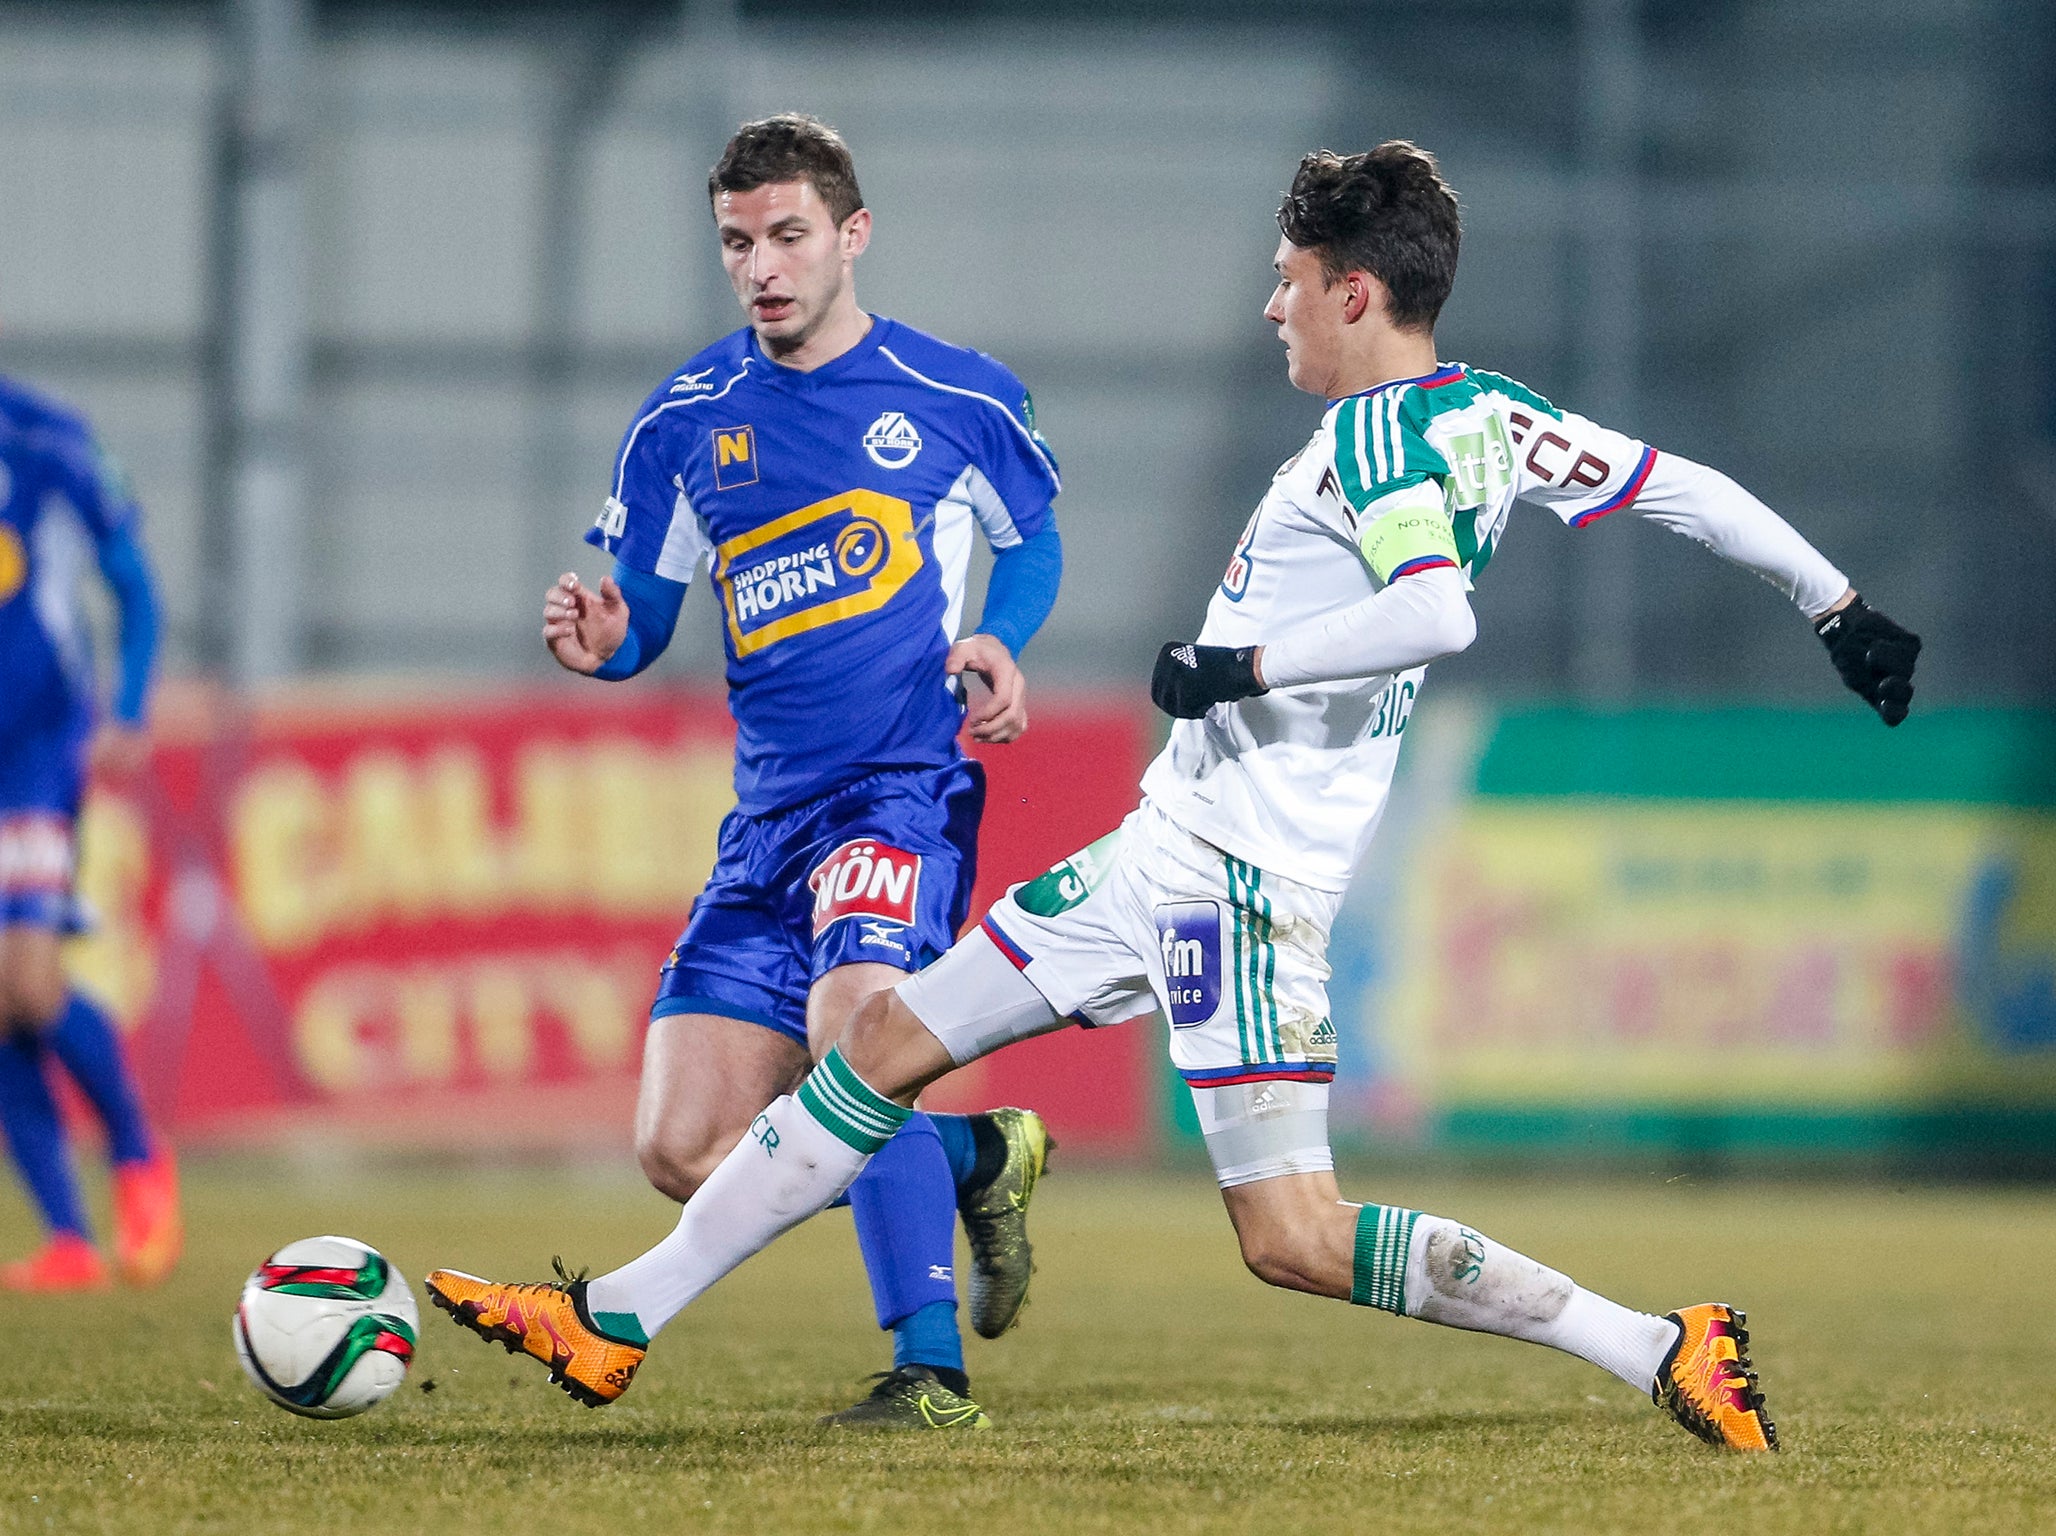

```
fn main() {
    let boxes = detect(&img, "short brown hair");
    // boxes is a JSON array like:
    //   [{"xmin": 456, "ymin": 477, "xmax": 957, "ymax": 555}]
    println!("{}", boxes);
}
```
[
  {"xmin": 707, "ymin": 113, "xmax": 864, "ymax": 226},
  {"xmin": 1277, "ymin": 142, "xmax": 1461, "ymax": 332}
]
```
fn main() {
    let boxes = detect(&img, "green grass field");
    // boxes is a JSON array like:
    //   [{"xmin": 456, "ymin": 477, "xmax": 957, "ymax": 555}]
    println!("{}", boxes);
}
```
[{"xmin": 3, "ymin": 1159, "xmax": 2053, "ymax": 1534}]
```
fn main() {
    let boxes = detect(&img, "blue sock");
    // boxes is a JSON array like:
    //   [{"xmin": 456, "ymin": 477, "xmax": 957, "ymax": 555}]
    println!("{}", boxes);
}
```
[
  {"xmin": 847, "ymin": 1111, "xmax": 965, "ymax": 1377},
  {"xmin": 0, "ymin": 1031, "xmax": 90, "ymax": 1238},
  {"xmin": 46, "ymin": 992, "xmax": 152, "ymax": 1166},
  {"xmin": 893, "ymin": 1300, "xmax": 962, "ymax": 1375},
  {"xmin": 931, "ymin": 1112, "xmax": 980, "ymax": 1191}
]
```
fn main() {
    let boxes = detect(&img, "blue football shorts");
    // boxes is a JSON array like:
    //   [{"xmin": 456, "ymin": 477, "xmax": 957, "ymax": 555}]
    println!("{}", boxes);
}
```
[
  {"xmin": 0, "ymin": 709, "xmax": 91, "ymax": 931},
  {"xmin": 651, "ymin": 760, "xmax": 986, "ymax": 1046}
]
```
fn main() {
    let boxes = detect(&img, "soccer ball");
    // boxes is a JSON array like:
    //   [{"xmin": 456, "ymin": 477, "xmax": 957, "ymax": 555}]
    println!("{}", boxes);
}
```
[{"xmin": 233, "ymin": 1236, "xmax": 419, "ymax": 1418}]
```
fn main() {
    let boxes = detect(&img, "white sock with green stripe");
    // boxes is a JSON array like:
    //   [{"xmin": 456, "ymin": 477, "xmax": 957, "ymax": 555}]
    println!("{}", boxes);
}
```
[
  {"xmin": 585, "ymin": 1048, "xmax": 910, "ymax": 1339},
  {"xmin": 1351, "ymin": 1206, "xmax": 1679, "ymax": 1393}
]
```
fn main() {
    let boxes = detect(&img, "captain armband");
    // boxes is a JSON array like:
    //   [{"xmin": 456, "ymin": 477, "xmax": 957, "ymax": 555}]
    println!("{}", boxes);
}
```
[{"xmin": 1356, "ymin": 489, "xmax": 1460, "ymax": 585}]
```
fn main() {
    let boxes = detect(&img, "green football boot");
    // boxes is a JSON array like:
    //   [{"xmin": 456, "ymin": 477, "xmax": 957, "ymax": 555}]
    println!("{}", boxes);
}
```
[
  {"xmin": 959, "ymin": 1106, "xmax": 1053, "ymax": 1339},
  {"xmin": 818, "ymin": 1367, "xmax": 991, "ymax": 1430}
]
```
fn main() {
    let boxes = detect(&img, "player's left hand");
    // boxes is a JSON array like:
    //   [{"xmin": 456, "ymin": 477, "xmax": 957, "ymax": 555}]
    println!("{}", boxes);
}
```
[
  {"xmin": 949, "ymin": 634, "xmax": 1028, "ymax": 744},
  {"xmin": 1151, "ymin": 641, "xmax": 1267, "ymax": 719},
  {"xmin": 1814, "ymin": 591, "xmax": 1921, "ymax": 727},
  {"xmin": 88, "ymin": 722, "xmax": 150, "ymax": 779}
]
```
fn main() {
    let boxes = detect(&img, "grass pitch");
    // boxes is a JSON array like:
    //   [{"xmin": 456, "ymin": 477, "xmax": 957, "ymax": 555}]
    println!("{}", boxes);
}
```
[{"xmin": 3, "ymin": 1159, "xmax": 2053, "ymax": 1535}]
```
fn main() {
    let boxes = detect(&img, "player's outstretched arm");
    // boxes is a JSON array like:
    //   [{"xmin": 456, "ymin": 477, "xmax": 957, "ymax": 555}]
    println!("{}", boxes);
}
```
[
  {"xmin": 1152, "ymin": 566, "xmax": 1478, "ymax": 720},
  {"xmin": 1625, "ymin": 453, "xmax": 1922, "ymax": 725},
  {"xmin": 948, "ymin": 633, "xmax": 1028, "ymax": 743},
  {"xmin": 542, "ymin": 571, "xmax": 630, "ymax": 675}
]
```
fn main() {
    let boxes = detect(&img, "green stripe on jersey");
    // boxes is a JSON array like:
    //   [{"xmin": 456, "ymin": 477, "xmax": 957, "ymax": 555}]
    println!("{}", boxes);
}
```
[
  {"xmin": 1331, "ymin": 385, "xmax": 1452, "ymax": 517},
  {"xmin": 797, "ymin": 1047, "xmax": 910, "ymax": 1154},
  {"xmin": 1463, "ymin": 366, "xmax": 1562, "ymax": 420}
]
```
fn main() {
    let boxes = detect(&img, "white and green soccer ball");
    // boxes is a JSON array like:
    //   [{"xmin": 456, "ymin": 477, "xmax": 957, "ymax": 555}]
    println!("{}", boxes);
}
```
[{"xmin": 233, "ymin": 1236, "xmax": 419, "ymax": 1418}]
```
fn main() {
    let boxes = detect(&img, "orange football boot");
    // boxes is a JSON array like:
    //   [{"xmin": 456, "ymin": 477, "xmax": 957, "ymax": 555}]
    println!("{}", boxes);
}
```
[
  {"xmin": 1654, "ymin": 1302, "xmax": 1778, "ymax": 1452},
  {"xmin": 426, "ymin": 1260, "xmax": 646, "ymax": 1406},
  {"xmin": 113, "ymin": 1152, "xmax": 183, "ymax": 1287},
  {"xmin": 0, "ymin": 1232, "xmax": 111, "ymax": 1293}
]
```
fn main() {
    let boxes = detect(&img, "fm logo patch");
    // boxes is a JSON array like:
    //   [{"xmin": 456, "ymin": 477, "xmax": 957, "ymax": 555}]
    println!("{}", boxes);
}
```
[
  {"xmin": 1154, "ymin": 901, "xmax": 1222, "ymax": 1027},
  {"xmin": 811, "ymin": 838, "xmax": 923, "ymax": 935},
  {"xmin": 711, "ymin": 425, "xmax": 759, "ymax": 489}
]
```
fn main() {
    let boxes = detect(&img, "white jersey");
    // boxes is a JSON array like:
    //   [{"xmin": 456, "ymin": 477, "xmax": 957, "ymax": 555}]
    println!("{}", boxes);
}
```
[{"xmin": 1140, "ymin": 362, "xmax": 1665, "ymax": 891}]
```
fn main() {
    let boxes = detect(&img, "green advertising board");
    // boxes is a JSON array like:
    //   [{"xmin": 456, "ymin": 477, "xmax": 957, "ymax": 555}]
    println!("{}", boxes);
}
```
[{"xmin": 1164, "ymin": 708, "xmax": 2056, "ymax": 1171}]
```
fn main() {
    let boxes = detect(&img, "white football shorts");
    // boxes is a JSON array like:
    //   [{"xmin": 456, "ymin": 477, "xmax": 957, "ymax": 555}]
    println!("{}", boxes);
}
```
[{"xmin": 900, "ymin": 801, "xmax": 1342, "ymax": 1090}]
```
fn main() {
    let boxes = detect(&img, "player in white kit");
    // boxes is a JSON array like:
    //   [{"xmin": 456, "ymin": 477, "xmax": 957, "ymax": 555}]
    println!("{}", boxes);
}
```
[{"xmin": 455, "ymin": 142, "xmax": 1921, "ymax": 1451}]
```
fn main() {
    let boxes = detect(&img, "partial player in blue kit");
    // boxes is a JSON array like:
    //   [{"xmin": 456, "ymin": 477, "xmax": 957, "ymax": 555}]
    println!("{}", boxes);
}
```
[
  {"xmin": 427, "ymin": 115, "xmax": 1060, "ymax": 1428},
  {"xmin": 0, "ymin": 370, "xmax": 181, "ymax": 1293}
]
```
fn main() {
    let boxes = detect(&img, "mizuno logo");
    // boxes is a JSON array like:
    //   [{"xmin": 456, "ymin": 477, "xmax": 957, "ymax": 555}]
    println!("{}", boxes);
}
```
[{"xmin": 669, "ymin": 367, "xmax": 717, "ymax": 394}]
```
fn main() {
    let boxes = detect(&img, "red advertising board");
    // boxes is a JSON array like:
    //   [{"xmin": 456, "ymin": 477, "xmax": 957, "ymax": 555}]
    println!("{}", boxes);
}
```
[{"xmin": 75, "ymin": 686, "xmax": 1156, "ymax": 1155}]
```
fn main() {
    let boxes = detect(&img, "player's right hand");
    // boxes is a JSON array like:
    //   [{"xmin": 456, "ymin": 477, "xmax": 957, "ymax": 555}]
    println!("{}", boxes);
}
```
[
  {"xmin": 1150, "ymin": 641, "xmax": 1267, "ymax": 719},
  {"xmin": 542, "ymin": 571, "xmax": 629, "ymax": 675},
  {"xmin": 1814, "ymin": 593, "xmax": 1920, "ymax": 726}
]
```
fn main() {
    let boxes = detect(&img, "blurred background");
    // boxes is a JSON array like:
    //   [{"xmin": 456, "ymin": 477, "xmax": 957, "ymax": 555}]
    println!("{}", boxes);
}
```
[{"xmin": 4, "ymin": 0, "xmax": 2053, "ymax": 1177}]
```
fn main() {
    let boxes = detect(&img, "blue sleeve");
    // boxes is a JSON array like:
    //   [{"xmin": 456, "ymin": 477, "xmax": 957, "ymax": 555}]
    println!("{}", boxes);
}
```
[
  {"xmin": 44, "ymin": 422, "xmax": 140, "ymax": 542},
  {"xmin": 591, "ymin": 559, "xmax": 687, "ymax": 682},
  {"xmin": 972, "ymin": 368, "xmax": 1061, "ymax": 545},
  {"xmin": 974, "ymin": 524, "xmax": 1062, "ymax": 658},
  {"xmin": 584, "ymin": 382, "xmax": 714, "ymax": 582},
  {"xmin": 95, "ymin": 523, "xmax": 159, "ymax": 724}
]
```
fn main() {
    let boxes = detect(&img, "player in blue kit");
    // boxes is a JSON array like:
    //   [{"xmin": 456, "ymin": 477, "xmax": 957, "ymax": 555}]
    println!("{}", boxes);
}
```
[
  {"xmin": 0, "ymin": 370, "xmax": 180, "ymax": 1292},
  {"xmin": 429, "ymin": 116, "xmax": 1061, "ymax": 1428}
]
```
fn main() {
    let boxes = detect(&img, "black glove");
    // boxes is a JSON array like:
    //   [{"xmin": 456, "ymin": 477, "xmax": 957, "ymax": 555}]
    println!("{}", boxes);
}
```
[
  {"xmin": 1815, "ymin": 594, "xmax": 1920, "ymax": 726},
  {"xmin": 1151, "ymin": 641, "xmax": 1266, "ymax": 719}
]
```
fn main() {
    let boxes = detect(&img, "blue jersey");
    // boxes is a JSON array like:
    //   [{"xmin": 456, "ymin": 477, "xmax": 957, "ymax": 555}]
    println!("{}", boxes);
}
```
[
  {"xmin": 0, "ymin": 375, "xmax": 148, "ymax": 740},
  {"xmin": 587, "ymin": 316, "xmax": 1061, "ymax": 814}
]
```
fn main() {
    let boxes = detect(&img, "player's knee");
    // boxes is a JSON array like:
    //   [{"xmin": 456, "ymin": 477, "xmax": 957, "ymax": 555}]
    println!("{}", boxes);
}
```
[
  {"xmin": 0, "ymin": 961, "xmax": 64, "ymax": 1030},
  {"xmin": 837, "ymin": 991, "xmax": 923, "ymax": 1097},
  {"xmin": 635, "ymin": 1129, "xmax": 724, "ymax": 1204},
  {"xmin": 1235, "ymin": 1225, "xmax": 1322, "ymax": 1295}
]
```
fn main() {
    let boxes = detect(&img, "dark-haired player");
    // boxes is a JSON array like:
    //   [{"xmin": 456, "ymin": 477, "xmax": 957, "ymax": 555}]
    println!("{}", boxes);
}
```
[
  {"xmin": 0, "ymin": 368, "xmax": 179, "ymax": 1292},
  {"xmin": 435, "ymin": 142, "xmax": 1919, "ymax": 1450},
  {"xmin": 427, "ymin": 115, "xmax": 1061, "ymax": 1429}
]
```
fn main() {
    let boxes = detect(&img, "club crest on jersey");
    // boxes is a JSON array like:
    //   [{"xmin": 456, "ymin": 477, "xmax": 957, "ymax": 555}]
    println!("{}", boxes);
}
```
[
  {"xmin": 862, "ymin": 411, "xmax": 922, "ymax": 469},
  {"xmin": 1154, "ymin": 901, "xmax": 1222, "ymax": 1028},
  {"xmin": 810, "ymin": 839, "xmax": 922, "ymax": 935},
  {"xmin": 711, "ymin": 425, "xmax": 759, "ymax": 490},
  {"xmin": 715, "ymin": 488, "xmax": 922, "ymax": 657}
]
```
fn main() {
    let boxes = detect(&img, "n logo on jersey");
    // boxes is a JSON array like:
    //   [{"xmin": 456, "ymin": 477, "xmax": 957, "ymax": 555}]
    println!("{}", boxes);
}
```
[
  {"xmin": 862, "ymin": 412, "xmax": 923, "ymax": 469},
  {"xmin": 810, "ymin": 839, "xmax": 922, "ymax": 935},
  {"xmin": 711, "ymin": 426, "xmax": 759, "ymax": 489},
  {"xmin": 714, "ymin": 488, "xmax": 922, "ymax": 657},
  {"xmin": 1155, "ymin": 901, "xmax": 1222, "ymax": 1028}
]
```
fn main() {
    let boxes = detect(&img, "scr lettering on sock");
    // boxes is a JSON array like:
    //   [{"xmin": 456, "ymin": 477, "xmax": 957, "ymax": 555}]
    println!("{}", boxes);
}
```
[{"xmin": 1415, "ymin": 1215, "xmax": 1573, "ymax": 1327}]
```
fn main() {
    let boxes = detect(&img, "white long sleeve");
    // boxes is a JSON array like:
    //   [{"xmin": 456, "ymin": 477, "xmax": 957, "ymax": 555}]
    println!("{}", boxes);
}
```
[
  {"xmin": 1625, "ymin": 452, "xmax": 1849, "ymax": 618},
  {"xmin": 1257, "ymin": 564, "xmax": 1477, "ymax": 690}
]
